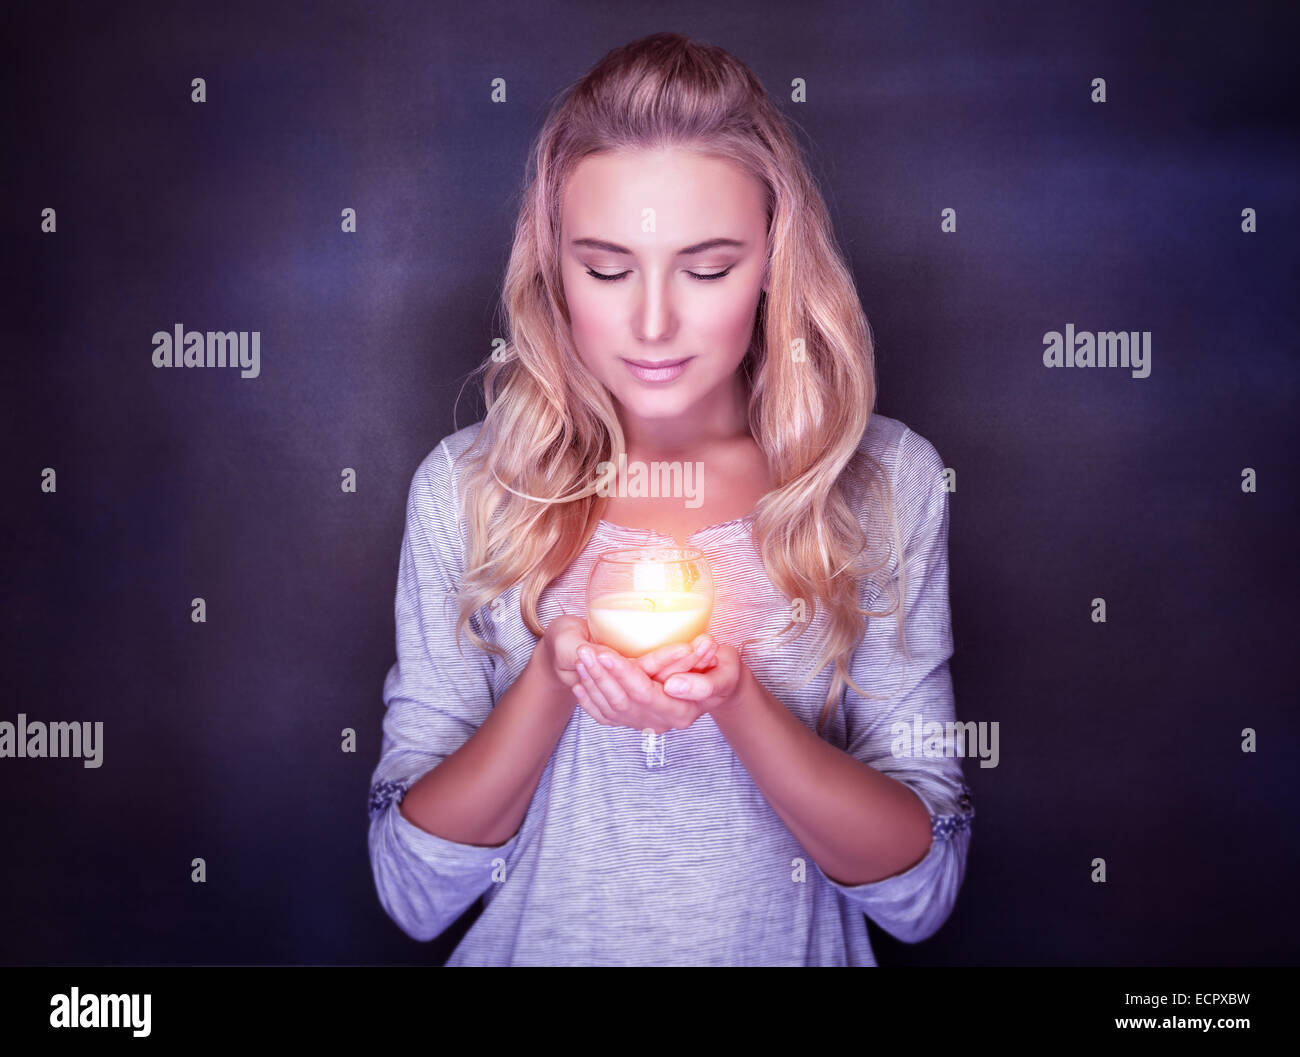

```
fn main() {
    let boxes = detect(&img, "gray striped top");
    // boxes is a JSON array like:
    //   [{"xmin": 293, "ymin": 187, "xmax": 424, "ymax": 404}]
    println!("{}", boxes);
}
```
[{"xmin": 368, "ymin": 412, "xmax": 974, "ymax": 965}]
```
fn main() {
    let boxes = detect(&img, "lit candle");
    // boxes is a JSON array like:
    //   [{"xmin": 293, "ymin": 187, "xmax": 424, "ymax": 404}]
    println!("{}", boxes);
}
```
[
  {"xmin": 587, "ymin": 590, "xmax": 712, "ymax": 657},
  {"xmin": 585, "ymin": 547, "xmax": 713, "ymax": 769}
]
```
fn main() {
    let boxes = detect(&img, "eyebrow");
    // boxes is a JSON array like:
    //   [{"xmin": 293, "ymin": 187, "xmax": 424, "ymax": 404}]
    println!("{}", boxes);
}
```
[{"xmin": 570, "ymin": 237, "xmax": 746, "ymax": 256}]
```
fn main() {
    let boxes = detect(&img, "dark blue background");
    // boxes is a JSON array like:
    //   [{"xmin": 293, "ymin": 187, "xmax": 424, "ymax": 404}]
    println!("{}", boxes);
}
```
[{"xmin": 3, "ymin": 0, "xmax": 1297, "ymax": 965}]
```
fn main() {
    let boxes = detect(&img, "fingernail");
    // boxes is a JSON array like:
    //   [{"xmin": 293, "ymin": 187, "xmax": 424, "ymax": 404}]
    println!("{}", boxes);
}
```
[
  {"xmin": 579, "ymin": 647, "xmax": 594, "ymax": 665},
  {"xmin": 598, "ymin": 653, "xmax": 615, "ymax": 669},
  {"xmin": 576, "ymin": 662, "xmax": 588, "ymax": 679},
  {"xmin": 666, "ymin": 676, "xmax": 688, "ymax": 694}
]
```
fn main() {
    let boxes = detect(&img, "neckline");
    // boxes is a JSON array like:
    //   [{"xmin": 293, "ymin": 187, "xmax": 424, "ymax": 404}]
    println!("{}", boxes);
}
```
[{"xmin": 596, "ymin": 510, "xmax": 756, "ymax": 546}]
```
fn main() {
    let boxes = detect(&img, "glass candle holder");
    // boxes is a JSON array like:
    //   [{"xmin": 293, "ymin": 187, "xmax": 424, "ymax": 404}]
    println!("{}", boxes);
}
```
[{"xmin": 585, "ymin": 546, "xmax": 713, "ymax": 769}]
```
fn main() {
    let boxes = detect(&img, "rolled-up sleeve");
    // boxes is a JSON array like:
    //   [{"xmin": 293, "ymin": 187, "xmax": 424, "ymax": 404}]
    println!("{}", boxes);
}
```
[
  {"xmin": 368, "ymin": 440, "xmax": 521, "ymax": 942},
  {"xmin": 815, "ymin": 425, "xmax": 974, "ymax": 944}
]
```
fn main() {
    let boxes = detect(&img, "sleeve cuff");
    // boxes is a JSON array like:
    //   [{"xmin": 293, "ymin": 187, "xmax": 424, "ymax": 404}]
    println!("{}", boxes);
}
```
[
  {"xmin": 371, "ymin": 775, "xmax": 522, "ymax": 870},
  {"xmin": 390, "ymin": 800, "xmax": 523, "ymax": 868},
  {"xmin": 815, "ymin": 782, "xmax": 974, "ymax": 904}
]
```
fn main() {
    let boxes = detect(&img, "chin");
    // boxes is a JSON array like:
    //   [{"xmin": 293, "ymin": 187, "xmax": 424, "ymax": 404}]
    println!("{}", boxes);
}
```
[{"xmin": 620, "ymin": 387, "xmax": 697, "ymax": 408}]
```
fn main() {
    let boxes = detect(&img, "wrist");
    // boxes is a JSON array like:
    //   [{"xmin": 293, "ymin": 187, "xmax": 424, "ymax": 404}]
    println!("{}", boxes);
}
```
[
  {"xmin": 709, "ymin": 660, "xmax": 753, "ymax": 723},
  {"xmin": 528, "ymin": 640, "xmax": 574, "ymax": 709}
]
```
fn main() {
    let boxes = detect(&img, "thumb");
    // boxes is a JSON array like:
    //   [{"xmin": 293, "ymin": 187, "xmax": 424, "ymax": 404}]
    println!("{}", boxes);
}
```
[{"xmin": 663, "ymin": 674, "xmax": 699, "ymax": 698}]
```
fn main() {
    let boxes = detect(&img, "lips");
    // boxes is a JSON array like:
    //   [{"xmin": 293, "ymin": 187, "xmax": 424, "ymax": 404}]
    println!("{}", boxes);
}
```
[
  {"xmin": 622, "ymin": 357, "xmax": 693, "ymax": 383},
  {"xmin": 623, "ymin": 358, "xmax": 691, "ymax": 369}
]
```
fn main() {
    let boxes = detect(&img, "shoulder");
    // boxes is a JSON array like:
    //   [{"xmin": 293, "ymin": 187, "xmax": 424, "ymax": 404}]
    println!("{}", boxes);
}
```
[
  {"xmin": 409, "ymin": 420, "xmax": 487, "ymax": 500},
  {"xmin": 857, "ymin": 413, "xmax": 946, "ymax": 497},
  {"xmin": 854, "ymin": 414, "xmax": 948, "ymax": 553},
  {"xmin": 439, "ymin": 419, "xmax": 487, "ymax": 466}
]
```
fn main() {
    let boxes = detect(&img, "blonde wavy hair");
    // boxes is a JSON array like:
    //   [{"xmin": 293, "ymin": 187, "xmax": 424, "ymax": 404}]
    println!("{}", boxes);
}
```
[{"xmin": 447, "ymin": 32, "xmax": 912, "ymax": 737}]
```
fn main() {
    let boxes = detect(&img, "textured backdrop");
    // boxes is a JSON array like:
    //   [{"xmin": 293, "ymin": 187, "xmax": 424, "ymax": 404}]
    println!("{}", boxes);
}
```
[{"xmin": 3, "ymin": 0, "xmax": 1297, "ymax": 966}]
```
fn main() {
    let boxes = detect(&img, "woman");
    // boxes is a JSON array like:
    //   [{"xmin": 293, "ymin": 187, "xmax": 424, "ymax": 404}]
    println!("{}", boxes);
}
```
[{"xmin": 368, "ymin": 32, "xmax": 973, "ymax": 966}]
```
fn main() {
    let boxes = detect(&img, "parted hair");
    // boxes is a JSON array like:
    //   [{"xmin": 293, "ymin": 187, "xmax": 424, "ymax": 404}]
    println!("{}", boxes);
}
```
[{"xmin": 447, "ymin": 32, "xmax": 912, "ymax": 736}]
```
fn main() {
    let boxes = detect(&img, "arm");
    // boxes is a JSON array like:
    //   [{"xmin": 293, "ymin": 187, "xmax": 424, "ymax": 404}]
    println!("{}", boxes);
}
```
[
  {"xmin": 711, "ymin": 668, "xmax": 934, "ymax": 885},
  {"xmin": 713, "ymin": 426, "xmax": 972, "ymax": 943},
  {"xmin": 398, "ymin": 647, "xmax": 575, "ymax": 848},
  {"xmin": 368, "ymin": 441, "xmax": 576, "ymax": 942}
]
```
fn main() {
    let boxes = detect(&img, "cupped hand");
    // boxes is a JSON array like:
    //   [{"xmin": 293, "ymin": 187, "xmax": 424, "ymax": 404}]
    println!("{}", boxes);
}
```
[
  {"xmin": 542, "ymin": 615, "xmax": 711, "ymax": 695},
  {"xmin": 573, "ymin": 634, "xmax": 743, "ymax": 735}
]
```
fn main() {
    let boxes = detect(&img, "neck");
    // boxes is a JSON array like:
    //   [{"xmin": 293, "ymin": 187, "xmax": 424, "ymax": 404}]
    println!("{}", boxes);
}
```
[{"xmin": 619, "ymin": 370, "xmax": 752, "ymax": 459}]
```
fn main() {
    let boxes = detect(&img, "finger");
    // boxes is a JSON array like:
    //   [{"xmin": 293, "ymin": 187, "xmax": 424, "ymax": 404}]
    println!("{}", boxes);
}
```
[
  {"xmin": 635, "ymin": 642, "xmax": 693, "ymax": 678},
  {"xmin": 572, "ymin": 684, "xmax": 604, "ymax": 724},
  {"xmin": 662, "ymin": 639, "xmax": 718, "ymax": 680},
  {"xmin": 556, "ymin": 617, "xmax": 593, "ymax": 661},
  {"xmin": 656, "ymin": 633, "xmax": 717, "ymax": 677},
  {"xmin": 582, "ymin": 660, "xmax": 616, "ymax": 717},
  {"xmin": 651, "ymin": 685, "xmax": 697, "ymax": 731},
  {"xmin": 577, "ymin": 647, "xmax": 627, "ymax": 720},
  {"xmin": 713, "ymin": 644, "xmax": 739, "ymax": 676},
  {"xmin": 574, "ymin": 663, "xmax": 616, "ymax": 724},
  {"xmin": 653, "ymin": 649, "xmax": 704, "ymax": 681},
  {"xmin": 663, "ymin": 672, "xmax": 707, "ymax": 700},
  {"xmin": 586, "ymin": 649, "xmax": 638, "ymax": 715},
  {"xmin": 577, "ymin": 694, "xmax": 615, "ymax": 727},
  {"xmin": 575, "ymin": 645, "xmax": 606, "ymax": 688}
]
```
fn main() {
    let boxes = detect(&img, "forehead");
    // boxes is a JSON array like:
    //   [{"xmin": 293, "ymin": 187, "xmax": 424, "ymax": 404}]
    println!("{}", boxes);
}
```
[{"xmin": 561, "ymin": 148, "xmax": 765, "ymax": 237}]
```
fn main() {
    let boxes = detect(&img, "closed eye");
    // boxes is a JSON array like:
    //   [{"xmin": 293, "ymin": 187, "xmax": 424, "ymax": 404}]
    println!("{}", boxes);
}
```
[{"xmin": 586, "ymin": 268, "xmax": 732, "ymax": 282}]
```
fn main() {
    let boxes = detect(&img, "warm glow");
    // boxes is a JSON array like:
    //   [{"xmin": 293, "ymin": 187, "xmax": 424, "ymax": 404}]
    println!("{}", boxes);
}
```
[{"xmin": 587, "ymin": 590, "xmax": 711, "ymax": 657}]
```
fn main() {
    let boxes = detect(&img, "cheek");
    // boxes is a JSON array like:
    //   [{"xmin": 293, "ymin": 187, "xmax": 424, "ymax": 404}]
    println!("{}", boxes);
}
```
[
  {"xmin": 565, "ymin": 285, "xmax": 614, "ymax": 347},
  {"xmin": 569, "ymin": 302, "xmax": 604, "ymax": 341},
  {"xmin": 560, "ymin": 284, "xmax": 602, "ymax": 363},
  {"xmin": 692, "ymin": 291, "xmax": 760, "ymax": 349}
]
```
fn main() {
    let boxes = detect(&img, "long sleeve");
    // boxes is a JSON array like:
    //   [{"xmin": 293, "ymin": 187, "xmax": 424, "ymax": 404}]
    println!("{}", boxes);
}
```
[
  {"xmin": 367, "ymin": 439, "xmax": 522, "ymax": 942},
  {"xmin": 815, "ymin": 425, "xmax": 974, "ymax": 944}
]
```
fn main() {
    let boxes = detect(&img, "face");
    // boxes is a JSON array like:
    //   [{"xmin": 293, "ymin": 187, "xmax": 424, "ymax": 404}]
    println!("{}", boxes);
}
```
[{"xmin": 559, "ymin": 146, "xmax": 768, "ymax": 450}]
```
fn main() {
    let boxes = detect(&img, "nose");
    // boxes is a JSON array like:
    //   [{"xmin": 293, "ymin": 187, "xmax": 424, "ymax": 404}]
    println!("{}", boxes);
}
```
[{"xmin": 635, "ymin": 271, "xmax": 676, "ymax": 344}]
